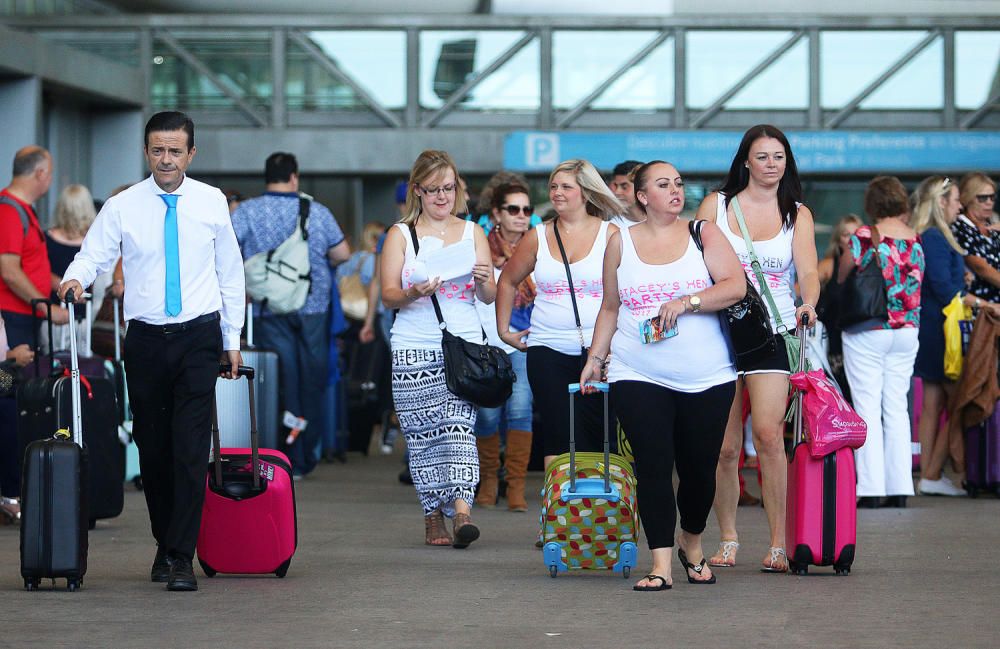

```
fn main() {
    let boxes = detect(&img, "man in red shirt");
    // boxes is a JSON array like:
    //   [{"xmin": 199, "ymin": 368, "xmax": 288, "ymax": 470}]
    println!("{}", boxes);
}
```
[{"xmin": 0, "ymin": 146, "xmax": 68, "ymax": 348}]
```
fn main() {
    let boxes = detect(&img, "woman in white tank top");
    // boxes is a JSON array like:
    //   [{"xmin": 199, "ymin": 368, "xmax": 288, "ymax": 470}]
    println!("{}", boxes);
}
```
[
  {"xmin": 380, "ymin": 150, "xmax": 496, "ymax": 549},
  {"xmin": 581, "ymin": 160, "xmax": 747, "ymax": 591},
  {"xmin": 694, "ymin": 125, "xmax": 820, "ymax": 574},
  {"xmin": 496, "ymin": 159, "xmax": 623, "ymax": 478}
]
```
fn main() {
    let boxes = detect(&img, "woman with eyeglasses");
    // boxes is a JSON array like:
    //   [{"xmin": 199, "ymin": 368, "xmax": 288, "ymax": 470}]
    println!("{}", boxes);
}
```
[
  {"xmin": 912, "ymin": 176, "xmax": 998, "ymax": 498},
  {"xmin": 473, "ymin": 181, "xmax": 536, "ymax": 512},
  {"xmin": 496, "ymin": 160, "xmax": 623, "ymax": 516},
  {"xmin": 952, "ymin": 173, "xmax": 1000, "ymax": 307},
  {"xmin": 380, "ymin": 150, "xmax": 496, "ymax": 548},
  {"xmin": 838, "ymin": 176, "xmax": 924, "ymax": 509}
]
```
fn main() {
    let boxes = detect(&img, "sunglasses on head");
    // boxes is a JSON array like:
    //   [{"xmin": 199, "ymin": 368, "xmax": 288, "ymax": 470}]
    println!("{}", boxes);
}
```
[{"xmin": 501, "ymin": 204, "xmax": 533, "ymax": 216}]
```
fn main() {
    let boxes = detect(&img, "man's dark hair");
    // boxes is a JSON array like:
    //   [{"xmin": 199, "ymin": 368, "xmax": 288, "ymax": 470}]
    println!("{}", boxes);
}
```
[
  {"xmin": 144, "ymin": 111, "xmax": 195, "ymax": 149},
  {"xmin": 612, "ymin": 160, "xmax": 642, "ymax": 177},
  {"xmin": 265, "ymin": 152, "xmax": 298, "ymax": 184},
  {"xmin": 12, "ymin": 148, "xmax": 49, "ymax": 178}
]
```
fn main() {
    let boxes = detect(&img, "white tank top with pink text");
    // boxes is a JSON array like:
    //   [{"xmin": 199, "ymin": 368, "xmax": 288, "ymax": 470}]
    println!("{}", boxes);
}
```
[
  {"xmin": 717, "ymin": 193, "xmax": 797, "ymax": 333},
  {"xmin": 527, "ymin": 220, "xmax": 609, "ymax": 356},
  {"xmin": 390, "ymin": 221, "xmax": 483, "ymax": 350},
  {"xmin": 608, "ymin": 225, "xmax": 736, "ymax": 392}
]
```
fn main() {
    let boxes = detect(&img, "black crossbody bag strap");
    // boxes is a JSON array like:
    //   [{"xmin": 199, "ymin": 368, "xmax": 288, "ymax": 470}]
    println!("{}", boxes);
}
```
[
  {"xmin": 551, "ymin": 219, "xmax": 586, "ymax": 351},
  {"xmin": 407, "ymin": 224, "xmax": 488, "ymax": 342}
]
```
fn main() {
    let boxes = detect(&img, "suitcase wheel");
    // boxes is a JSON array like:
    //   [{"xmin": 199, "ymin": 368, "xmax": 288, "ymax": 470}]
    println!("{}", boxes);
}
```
[
  {"xmin": 964, "ymin": 482, "xmax": 979, "ymax": 498},
  {"xmin": 789, "ymin": 561, "xmax": 808, "ymax": 576},
  {"xmin": 835, "ymin": 567, "xmax": 850, "ymax": 576},
  {"xmin": 549, "ymin": 566, "xmax": 558, "ymax": 579},
  {"xmin": 67, "ymin": 579, "xmax": 81, "ymax": 592},
  {"xmin": 275, "ymin": 559, "xmax": 291, "ymax": 578},
  {"xmin": 622, "ymin": 567, "xmax": 630, "ymax": 579},
  {"xmin": 24, "ymin": 578, "xmax": 39, "ymax": 591},
  {"xmin": 198, "ymin": 559, "xmax": 217, "ymax": 577}
]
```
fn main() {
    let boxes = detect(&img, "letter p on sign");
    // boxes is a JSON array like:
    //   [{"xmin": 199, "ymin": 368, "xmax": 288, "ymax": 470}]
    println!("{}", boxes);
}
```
[{"xmin": 526, "ymin": 133, "xmax": 559, "ymax": 169}]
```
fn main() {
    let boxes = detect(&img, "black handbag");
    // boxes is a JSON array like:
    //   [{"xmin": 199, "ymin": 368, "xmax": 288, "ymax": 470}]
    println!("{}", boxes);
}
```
[
  {"xmin": 551, "ymin": 219, "xmax": 590, "ymax": 369},
  {"xmin": 689, "ymin": 220, "xmax": 776, "ymax": 370},
  {"xmin": 837, "ymin": 225, "xmax": 888, "ymax": 329},
  {"xmin": 406, "ymin": 225, "xmax": 514, "ymax": 408}
]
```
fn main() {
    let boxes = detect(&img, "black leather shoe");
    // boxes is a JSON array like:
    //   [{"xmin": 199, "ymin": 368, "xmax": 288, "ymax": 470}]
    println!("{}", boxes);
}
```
[
  {"xmin": 166, "ymin": 555, "xmax": 198, "ymax": 592},
  {"xmin": 884, "ymin": 495, "xmax": 908, "ymax": 508},
  {"xmin": 857, "ymin": 496, "xmax": 881, "ymax": 509},
  {"xmin": 150, "ymin": 546, "xmax": 172, "ymax": 583}
]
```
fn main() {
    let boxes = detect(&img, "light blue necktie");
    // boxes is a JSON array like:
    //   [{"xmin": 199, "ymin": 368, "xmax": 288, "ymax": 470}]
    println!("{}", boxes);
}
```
[{"xmin": 160, "ymin": 194, "xmax": 182, "ymax": 317}]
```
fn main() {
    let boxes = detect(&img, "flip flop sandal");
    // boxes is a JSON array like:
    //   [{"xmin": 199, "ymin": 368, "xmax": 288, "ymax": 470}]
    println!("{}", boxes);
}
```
[
  {"xmin": 677, "ymin": 548, "xmax": 717, "ymax": 584},
  {"xmin": 761, "ymin": 547, "xmax": 788, "ymax": 573},
  {"xmin": 633, "ymin": 574, "xmax": 671, "ymax": 591},
  {"xmin": 708, "ymin": 540, "xmax": 740, "ymax": 567}
]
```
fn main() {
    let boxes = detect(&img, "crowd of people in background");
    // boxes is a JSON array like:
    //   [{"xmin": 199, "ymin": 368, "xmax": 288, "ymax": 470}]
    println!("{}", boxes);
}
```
[{"xmin": 2, "ymin": 117, "xmax": 999, "ymax": 591}]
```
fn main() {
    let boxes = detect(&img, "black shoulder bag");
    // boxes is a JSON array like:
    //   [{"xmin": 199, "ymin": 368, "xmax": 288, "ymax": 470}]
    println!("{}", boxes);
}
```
[
  {"xmin": 689, "ymin": 219, "xmax": 776, "ymax": 370},
  {"xmin": 407, "ymin": 225, "xmax": 514, "ymax": 408},
  {"xmin": 551, "ymin": 219, "xmax": 590, "ymax": 369},
  {"xmin": 837, "ymin": 225, "xmax": 888, "ymax": 329}
]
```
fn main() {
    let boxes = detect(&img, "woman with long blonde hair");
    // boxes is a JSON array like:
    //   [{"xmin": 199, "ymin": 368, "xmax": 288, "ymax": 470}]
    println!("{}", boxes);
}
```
[
  {"xmin": 912, "ymin": 176, "xmax": 999, "ymax": 497},
  {"xmin": 496, "ymin": 160, "xmax": 622, "ymax": 477},
  {"xmin": 380, "ymin": 150, "xmax": 496, "ymax": 548}
]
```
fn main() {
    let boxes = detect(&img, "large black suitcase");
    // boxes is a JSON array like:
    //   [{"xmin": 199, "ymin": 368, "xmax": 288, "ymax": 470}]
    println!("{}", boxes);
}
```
[
  {"xmin": 20, "ymin": 289, "xmax": 90, "ymax": 591},
  {"xmin": 342, "ymin": 333, "xmax": 389, "ymax": 454},
  {"xmin": 17, "ymin": 297, "xmax": 124, "ymax": 527}
]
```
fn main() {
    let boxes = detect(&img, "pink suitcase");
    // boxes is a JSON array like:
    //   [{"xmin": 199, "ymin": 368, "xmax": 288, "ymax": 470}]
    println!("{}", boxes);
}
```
[
  {"xmin": 786, "ymin": 317, "xmax": 856, "ymax": 576},
  {"xmin": 196, "ymin": 365, "xmax": 297, "ymax": 578}
]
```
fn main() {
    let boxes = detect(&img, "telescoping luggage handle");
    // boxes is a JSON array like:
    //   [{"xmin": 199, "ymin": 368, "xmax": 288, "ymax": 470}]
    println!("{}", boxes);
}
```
[
  {"xmin": 212, "ymin": 364, "xmax": 260, "ymax": 490},
  {"xmin": 567, "ymin": 382, "xmax": 612, "ymax": 496},
  {"xmin": 792, "ymin": 313, "xmax": 809, "ymax": 447},
  {"xmin": 61, "ymin": 289, "xmax": 86, "ymax": 448},
  {"xmin": 29, "ymin": 297, "xmax": 55, "ymax": 376}
]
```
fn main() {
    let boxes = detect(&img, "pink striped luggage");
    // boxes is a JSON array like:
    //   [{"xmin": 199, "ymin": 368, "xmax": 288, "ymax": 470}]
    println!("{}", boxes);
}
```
[
  {"xmin": 196, "ymin": 365, "xmax": 297, "ymax": 578},
  {"xmin": 786, "ymin": 317, "xmax": 856, "ymax": 576}
]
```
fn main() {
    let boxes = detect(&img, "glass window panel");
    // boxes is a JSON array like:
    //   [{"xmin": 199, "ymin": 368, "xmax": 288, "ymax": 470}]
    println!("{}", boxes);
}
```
[
  {"xmin": 553, "ymin": 31, "xmax": 667, "ymax": 109},
  {"xmin": 291, "ymin": 31, "xmax": 405, "ymax": 111},
  {"xmin": 861, "ymin": 38, "xmax": 942, "ymax": 109},
  {"xmin": 727, "ymin": 38, "xmax": 807, "ymax": 109},
  {"xmin": 151, "ymin": 32, "xmax": 271, "ymax": 112},
  {"xmin": 420, "ymin": 31, "xmax": 538, "ymax": 110},
  {"xmin": 956, "ymin": 31, "xmax": 1000, "ymax": 109},
  {"xmin": 34, "ymin": 30, "xmax": 140, "ymax": 67},
  {"xmin": 821, "ymin": 31, "xmax": 928, "ymax": 109},
  {"xmin": 686, "ymin": 31, "xmax": 796, "ymax": 109}
]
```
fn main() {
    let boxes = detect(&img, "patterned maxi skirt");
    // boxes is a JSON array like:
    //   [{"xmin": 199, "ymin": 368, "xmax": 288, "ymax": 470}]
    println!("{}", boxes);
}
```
[{"xmin": 391, "ymin": 348, "xmax": 479, "ymax": 516}]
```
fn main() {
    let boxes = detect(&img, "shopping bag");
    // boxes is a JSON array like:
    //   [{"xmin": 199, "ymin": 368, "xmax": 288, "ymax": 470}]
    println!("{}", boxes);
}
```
[
  {"xmin": 943, "ymin": 293, "xmax": 973, "ymax": 381},
  {"xmin": 789, "ymin": 369, "xmax": 868, "ymax": 458}
]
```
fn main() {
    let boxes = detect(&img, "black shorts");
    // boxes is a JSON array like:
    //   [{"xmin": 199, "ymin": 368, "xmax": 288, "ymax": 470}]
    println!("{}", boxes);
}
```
[{"xmin": 737, "ymin": 333, "xmax": 790, "ymax": 376}]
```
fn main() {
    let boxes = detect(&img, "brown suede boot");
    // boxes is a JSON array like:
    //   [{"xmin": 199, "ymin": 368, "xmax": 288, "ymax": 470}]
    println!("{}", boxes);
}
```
[
  {"xmin": 475, "ymin": 434, "xmax": 500, "ymax": 509},
  {"xmin": 504, "ymin": 429, "xmax": 533, "ymax": 512}
]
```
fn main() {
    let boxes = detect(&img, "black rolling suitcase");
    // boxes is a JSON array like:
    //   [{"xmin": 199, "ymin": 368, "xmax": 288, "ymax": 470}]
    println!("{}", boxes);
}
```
[
  {"xmin": 20, "ymin": 289, "xmax": 90, "ymax": 591},
  {"xmin": 17, "ymin": 299, "xmax": 124, "ymax": 527},
  {"xmin": 343, "ymin": 333, "xmax": 389, "ymax": 454}
]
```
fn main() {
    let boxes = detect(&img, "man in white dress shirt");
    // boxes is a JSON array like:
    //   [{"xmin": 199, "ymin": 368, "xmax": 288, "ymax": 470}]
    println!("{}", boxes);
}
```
[{"xmin": 60, "ymin": 111, "xmax": 245, "ymax": 592}]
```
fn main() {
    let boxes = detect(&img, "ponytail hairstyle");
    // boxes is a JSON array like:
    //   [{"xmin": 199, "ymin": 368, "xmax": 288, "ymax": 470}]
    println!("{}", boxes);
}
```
[{"xmin": 400, "ymin": 150, "xmax": 467, "ymax": 225}]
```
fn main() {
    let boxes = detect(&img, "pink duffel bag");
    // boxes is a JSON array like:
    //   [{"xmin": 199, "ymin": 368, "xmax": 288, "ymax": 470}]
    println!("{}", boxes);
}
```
[{"xmin": 790, "ymin": 369, "xmax": 868, "ymax": 458}]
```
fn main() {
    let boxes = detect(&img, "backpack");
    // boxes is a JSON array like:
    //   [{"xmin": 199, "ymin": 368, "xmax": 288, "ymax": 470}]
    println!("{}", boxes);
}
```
[
  {"xmin": 244, "ymin": 197, "xmax": 312, "ymax": 314},
  {"xmin": 0, "ymin": 195, "xmax": 32, "ymax": 237}
]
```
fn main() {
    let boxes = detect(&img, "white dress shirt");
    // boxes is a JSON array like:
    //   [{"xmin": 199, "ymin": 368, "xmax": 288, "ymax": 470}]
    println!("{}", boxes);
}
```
[{"xmin": 64, "ymin": 175, "xmax": 246, "ymax": 350}]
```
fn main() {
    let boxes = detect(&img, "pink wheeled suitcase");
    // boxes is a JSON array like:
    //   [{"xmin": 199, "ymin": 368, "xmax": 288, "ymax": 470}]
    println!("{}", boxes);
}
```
[
  {"xmin": 786, "ymin": 316, "xmax": 856, "ymax": 576},
  {"xmin": 196, "ymin": 365, "xmax": 297, "ymax": 578}
]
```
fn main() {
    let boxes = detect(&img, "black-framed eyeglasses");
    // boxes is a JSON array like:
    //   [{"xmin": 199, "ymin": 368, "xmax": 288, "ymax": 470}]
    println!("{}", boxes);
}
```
[
  {"xmin": 419, "ymin": 183, "xmax": 456, "ymax": 196},
  {"xmin": 501, "ymin": 204, "xmax": 533, "ymax": 216},
  {"xmin": 976, "ymin": 193, "xmax": 997, "ymax": 204}
]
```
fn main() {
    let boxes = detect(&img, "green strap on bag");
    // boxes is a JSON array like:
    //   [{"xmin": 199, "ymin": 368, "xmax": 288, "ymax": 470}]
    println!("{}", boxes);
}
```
[{"xmin": 730, "ymin": 196, "xmax": 808, "ymax": 375}]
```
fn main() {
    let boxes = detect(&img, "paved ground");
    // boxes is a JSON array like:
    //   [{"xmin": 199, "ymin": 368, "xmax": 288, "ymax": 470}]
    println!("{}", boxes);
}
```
[{"xmin": 2, "ymin": 450, "xmax": 999, "ymax": 649}]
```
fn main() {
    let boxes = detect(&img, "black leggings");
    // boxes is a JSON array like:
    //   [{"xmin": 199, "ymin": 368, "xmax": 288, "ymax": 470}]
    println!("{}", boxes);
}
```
[
  {"xmin": 527, "ymin": 345, "xmax": 615, "ymax": 458},
  {"xmin": 612, "ymin": 380, "xmax": 735, "ymax": 550}
]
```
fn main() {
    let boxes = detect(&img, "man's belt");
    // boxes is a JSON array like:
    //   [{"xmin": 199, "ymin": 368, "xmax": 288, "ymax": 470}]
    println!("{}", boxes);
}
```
[{"xmin": 131, "ymin": 311, "xmax": 220, "ymax": 335}]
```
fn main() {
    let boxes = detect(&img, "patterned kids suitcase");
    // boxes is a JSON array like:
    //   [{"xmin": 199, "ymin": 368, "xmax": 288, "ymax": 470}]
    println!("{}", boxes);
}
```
[
  {"xmin": 541, "ymin": 382, "xmax": 639, "ymax": 578},
  {"xmin": 786, "ymin": 316, "xmax": 856, "ymax": 576},
  {"xmin": 197, "ymin": 365, "xmax": 297, "ymax": 578}
]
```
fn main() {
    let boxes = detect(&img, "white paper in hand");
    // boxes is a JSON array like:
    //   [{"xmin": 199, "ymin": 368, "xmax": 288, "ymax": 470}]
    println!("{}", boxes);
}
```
[{"xmin": 422, "ymin": 238, "xmax": 476, "ymax": 283}]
